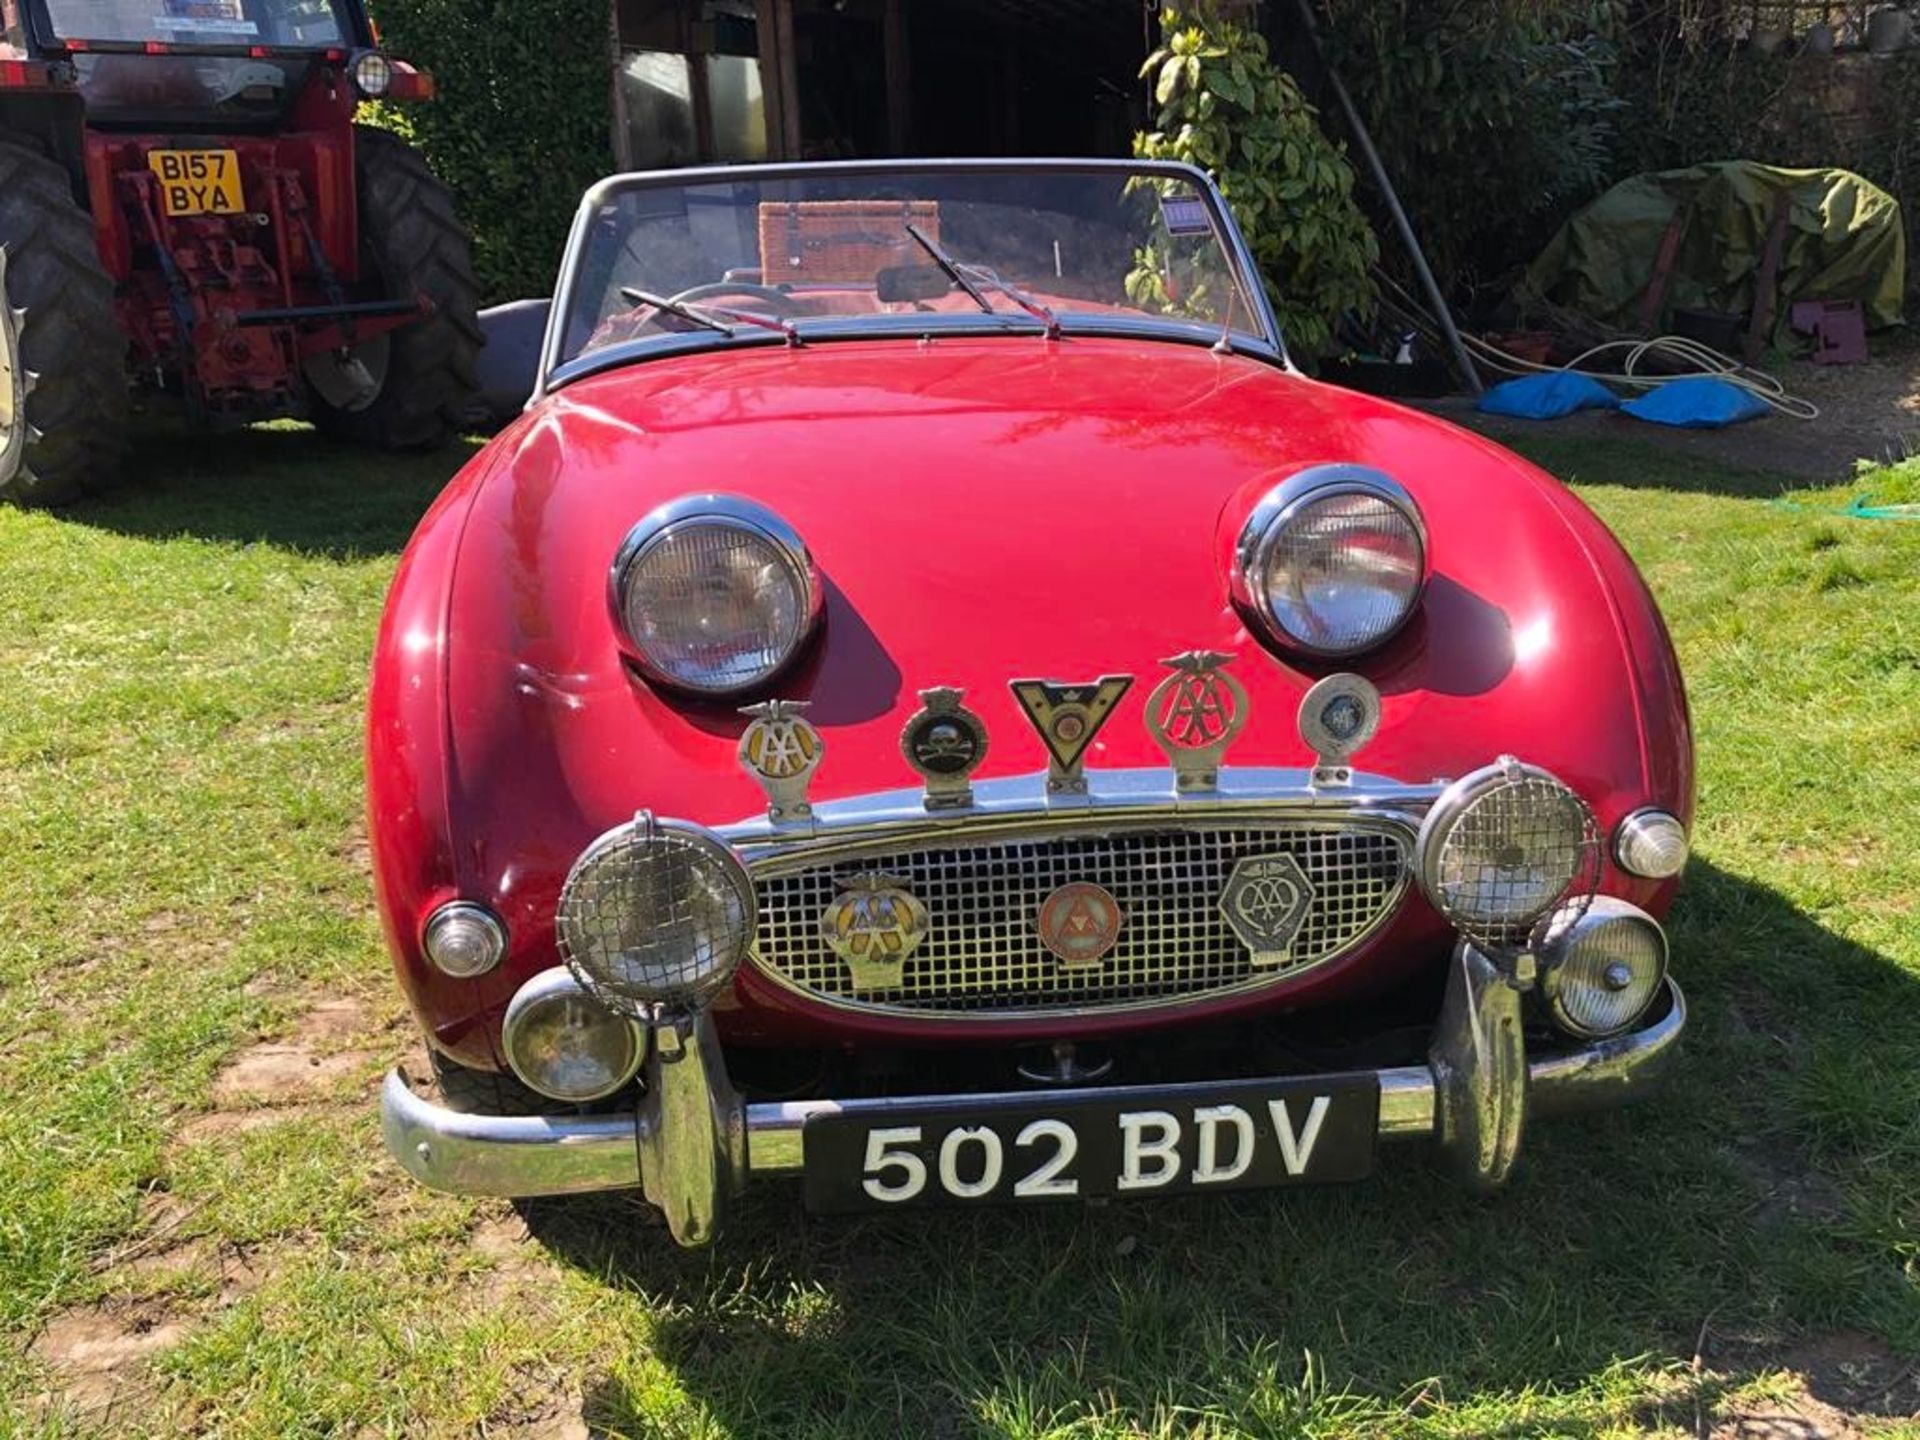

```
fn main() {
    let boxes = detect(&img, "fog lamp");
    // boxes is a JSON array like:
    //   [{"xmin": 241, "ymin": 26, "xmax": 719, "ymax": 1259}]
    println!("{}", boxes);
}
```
[
  {"xmin": 1416, "ymin": 756, "xmax": 1601, "ymax": 953},
  {"xmin": 557, "ymin": 814, "xmax": 756, "ymax": 1014},
  {"xmin": 351, "ymin": 50, "xmax": 393, "ymax": 98},
  {"xmin": 1542, "ymin": 897, "xmax": 1667, "ymax": 1038},
  {"xmin": 1614, "ymin": 808, "xmax": 1689, "ymax": 879},
  {"xmin": 421, "ymin": 901, "xmax": 506, "ymax": 977},
  {"xmin": 502, "ymin": 968, "xmax": 644, "ymax": 1102}
]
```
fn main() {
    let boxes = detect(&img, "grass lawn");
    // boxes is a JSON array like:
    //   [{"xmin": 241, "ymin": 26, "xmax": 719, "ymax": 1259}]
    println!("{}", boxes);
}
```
[{"xmin": 0, "ymin": 421, "xmax": 1917, "ymax": 1438}]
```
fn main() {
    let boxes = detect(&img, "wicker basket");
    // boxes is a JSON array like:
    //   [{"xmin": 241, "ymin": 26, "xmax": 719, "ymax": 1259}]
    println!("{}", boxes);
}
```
[{"xmin": 757, "ymin": 200, "xmax": 939, "ymax": 285}]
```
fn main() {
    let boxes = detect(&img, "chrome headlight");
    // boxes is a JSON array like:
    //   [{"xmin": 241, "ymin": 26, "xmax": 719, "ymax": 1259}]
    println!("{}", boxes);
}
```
[
  {"xmin": 502, "ymin": 967, "xmax": 644, "ymax": 1101},
  {"xmin": 1542, "ymin": 897, "xmax": 1667, "ymax": 1038},
  {"xmin": 1232, "ymin": 465, "xmax": 1426, "ymax": 658},
  {"xmin": 611, "ymin": 495, "xmax": 821, "ymax": 697},
  {"xmin": 557, "ymin": 815, "xmax": 756, "ymax": 1014},
  {"xmin": 1416, "ymin": 757, "xmax": 1601, "ymax": 953}
]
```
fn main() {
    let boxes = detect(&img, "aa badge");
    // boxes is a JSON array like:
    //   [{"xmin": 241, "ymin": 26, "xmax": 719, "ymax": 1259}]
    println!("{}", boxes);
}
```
[
  {"xmin": 1008, "ymin": 674, "xmax": 1133, "ymax": 794},
  {"xmin": 1144, "ymin": 649, "xmax": 1248, "ymax": 792},
  {"xmin": 900, "ymin": 686, "xmax": 988, "ymax": 810},
  {"xmin": 738, "ymin": 698, "xmax": 823, "ymax": 822},
  {"xmin": 820, "ymin": 875, "xmax": 928, "ymax": 992},
  {"xmin": 1220, "ymin": 853, "xmax": 1317, "ymax": 968}
]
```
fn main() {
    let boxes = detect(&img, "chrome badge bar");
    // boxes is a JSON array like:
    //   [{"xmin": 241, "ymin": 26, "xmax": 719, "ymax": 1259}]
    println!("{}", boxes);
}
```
[{"xmin": 736, "ymin": 651, "xmax": 1385, "ymax": 825}]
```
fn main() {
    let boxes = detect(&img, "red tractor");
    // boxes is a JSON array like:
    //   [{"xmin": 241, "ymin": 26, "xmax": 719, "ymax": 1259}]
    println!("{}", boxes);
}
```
[{"xmin": 0, "ymin": 0, "xmax": 479, "ymax": 506}]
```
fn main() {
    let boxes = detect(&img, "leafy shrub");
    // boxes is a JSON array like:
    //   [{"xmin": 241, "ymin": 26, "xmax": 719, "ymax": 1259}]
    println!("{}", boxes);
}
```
[
  {"xmin": 1316, "ymin": 0, "xmax": 1626, "ymax": 298},
  {"xmin": 1853, "ymin": 454, "xmax": 1920, "ymax": 508},
  {"xmin": 1134, "ymin": 4, "xmax": 1378, "ymax": 357},
  {"xmin": 364, "ymin": 0, "xmax": 614, "ymax": 302},
  {"xmin": 1607, "ymin": 27, "xmax": 1919, "ymax": 305}
]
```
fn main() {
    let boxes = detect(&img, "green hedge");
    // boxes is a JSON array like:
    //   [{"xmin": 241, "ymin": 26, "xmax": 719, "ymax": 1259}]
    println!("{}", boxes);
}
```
[{"xmin": 365, "ymin": 0, "xmax": 614, "ymax": 302}]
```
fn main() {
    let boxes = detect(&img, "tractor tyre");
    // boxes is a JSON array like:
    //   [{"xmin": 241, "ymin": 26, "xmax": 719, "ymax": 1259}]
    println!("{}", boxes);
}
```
[
  {"xmin": 0, "ymin": 138, "xmax": 129, "ymax": 508},
  {"xmin": 309, "ymin": 127, "xmax": 481, "ymax": 449}
]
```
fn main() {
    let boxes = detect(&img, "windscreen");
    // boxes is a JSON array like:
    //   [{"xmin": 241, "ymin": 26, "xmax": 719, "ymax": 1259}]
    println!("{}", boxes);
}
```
[
  {"xmin": 554, "ymin": 165, "xmax": 1269, "ymax": 373},
  {"xmin": 42, "ymin": 0, "xmax": 348, "ymax": 46}
]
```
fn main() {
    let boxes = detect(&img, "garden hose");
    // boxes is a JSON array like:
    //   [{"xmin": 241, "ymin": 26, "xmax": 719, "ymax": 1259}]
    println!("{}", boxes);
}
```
[
  {"xmin": 1370, "ymin": 269, "xmax": 1820, "ymax": 420},
  {"xmin": 1463, "ymin": 333, "xmax": 1821, "ymax": 421},
  {"xmin": 1369, "ymin": 273, "xmax": 1920, "ymax": 521},
  {"xmin": 1768, "ymin": 496, "xmax": 1920, "ymax": 522}
]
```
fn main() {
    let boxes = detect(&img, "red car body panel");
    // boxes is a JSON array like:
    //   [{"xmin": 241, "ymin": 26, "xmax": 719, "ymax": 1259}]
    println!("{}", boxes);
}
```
[{"xmin": 367, "ymin": 336, "xmax": 1692, "ymax": 1070}]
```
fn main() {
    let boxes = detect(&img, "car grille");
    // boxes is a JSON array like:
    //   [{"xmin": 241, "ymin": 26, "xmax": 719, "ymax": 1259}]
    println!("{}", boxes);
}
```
[{"xmin": 747, "ymin": 821, "xmax": 1411, "ymax": 1016}]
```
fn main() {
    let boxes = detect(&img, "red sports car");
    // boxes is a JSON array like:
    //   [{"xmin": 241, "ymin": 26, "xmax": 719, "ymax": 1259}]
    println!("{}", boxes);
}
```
[{"xmin": 374, "ymin": 159, "xmax": 1690, "ymax": 1245}]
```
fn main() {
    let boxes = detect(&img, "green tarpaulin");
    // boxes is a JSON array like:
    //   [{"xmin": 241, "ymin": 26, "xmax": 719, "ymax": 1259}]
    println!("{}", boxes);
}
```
[{"xmin": 1524, "ymin": 161, "xmax": 1905, "ymax": 336}]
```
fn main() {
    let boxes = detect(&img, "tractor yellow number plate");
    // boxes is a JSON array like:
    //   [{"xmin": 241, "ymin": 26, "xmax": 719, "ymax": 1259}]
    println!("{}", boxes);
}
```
[{"xmin": 148, "ymin": 150, "xmax": 244, "ymax": 217}]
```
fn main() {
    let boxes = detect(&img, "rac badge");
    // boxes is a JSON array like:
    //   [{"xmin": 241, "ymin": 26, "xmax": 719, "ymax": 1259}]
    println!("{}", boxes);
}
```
[
  {"xmin": 821, "ymin": 875, "xmax": 929, "ymax": 992},
  {"xmin": 900, "ymin": 686, "xmax": 988, "ymax": 810},
  {"xmin": 738, "ymin": 698, "xmax": 823, "ymax": 823},
  {"xmin": 1220, "ymin": 853, "xmax": 1316, "ymax": 969},
  {"xmin": 1145, "ymin": 649, "xmax": 1248, "ymax": 793},
  {"xmin": 1009, "ymin": 674, "xmax": 1133, "ymax": 795},
  {"xmin": 1037, "ymin": 880, "xmax": 1125, "ymax": 968}
]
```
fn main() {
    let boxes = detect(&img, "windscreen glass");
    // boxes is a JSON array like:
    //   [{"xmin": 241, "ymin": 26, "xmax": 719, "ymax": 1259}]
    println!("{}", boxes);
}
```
[
  {"xmin": 70, "ymin": 53, "xmax": 315, "ymax": 119},
  {"xmin": 43, "ymin": 0, "xmax": 348, "ymax": 46},
  {"xmin": 555, "ymin": 165, "xmax": 1268, "ymax": 370}
]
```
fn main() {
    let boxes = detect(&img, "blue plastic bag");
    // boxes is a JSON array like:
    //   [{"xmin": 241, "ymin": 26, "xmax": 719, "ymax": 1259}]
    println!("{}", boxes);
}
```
[
  {"xmin": 1476, "ymin": 371, "xmax": 1621, "ymax": 420},
  {"xmin": 1620, "ymin": 377, "xmax": 1770, "ymax": 428}
]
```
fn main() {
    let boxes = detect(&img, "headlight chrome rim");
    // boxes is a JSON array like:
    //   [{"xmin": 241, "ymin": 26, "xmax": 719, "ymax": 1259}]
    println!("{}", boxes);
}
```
[
  {"xmin": 557, "ymin": 814, "xmax": 757, "ymax": 1016},
  {"xmin": 501, "ymin": 967, "xmax": 646, "ymax": 1102},
  {"xmin": 1231, "ymin": 464, "xmax": 1428, "ymax": 659},
  {"xmin": 1541, "ymin": 896, "xmax": 1668, "ymax": 1038},
  {"xmin": 420, "ymin": 900, "xmax": 508, "ymax": 978},
  {"xmin": 610, "ymin": 493, "xmax": 822, "ymax": 698},
  {"xmin": 1415, "ymin": 756, "xmax": 1602, "ymax": 956},
  {"xmin": 1614, "ymin": 807, "xmax": 1690, "ymax": 879}
]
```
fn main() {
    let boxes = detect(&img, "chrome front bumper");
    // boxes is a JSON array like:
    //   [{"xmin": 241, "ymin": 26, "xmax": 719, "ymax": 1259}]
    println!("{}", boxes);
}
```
[{"xmin": 382, "ymin": 951, "xmax": 1685, "ymax": 1246}]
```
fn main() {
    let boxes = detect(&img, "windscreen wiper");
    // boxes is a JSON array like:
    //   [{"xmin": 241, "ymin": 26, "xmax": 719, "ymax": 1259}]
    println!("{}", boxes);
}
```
[
  {"xmin": 903, "ymin": 225, "xmax": 993, "ymax": 316},
  {"xmin": 619, "ymin": 286, "xmax": 801, "ymax": 345},
  {"xmin": 972, "ymin": 267, "xmax": 1061, "ymax": 340},
  {"xmin": 620, "ymin": 286, "xmax": 729, "ymax": 333},
  {"xmin": 902, "ymin": 225, "xmax": 1061, "ymax": 340}
]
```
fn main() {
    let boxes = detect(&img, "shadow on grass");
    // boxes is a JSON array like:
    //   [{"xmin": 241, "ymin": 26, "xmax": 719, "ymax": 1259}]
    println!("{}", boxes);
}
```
[
  {"xmin": 57, "ymin": 420, "xmax": 478, "ymax": 561},
  {"xmin": 1489, "ymin": 426, "xmax": 1810, "ymax": 501},
  {"xmin": 521, "ymin": 858, "xmax": 1920, "ymax": 1437}
]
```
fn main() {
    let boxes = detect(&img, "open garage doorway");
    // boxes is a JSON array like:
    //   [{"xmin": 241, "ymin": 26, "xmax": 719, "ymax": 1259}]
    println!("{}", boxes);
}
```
[{"xmin": 613, "ymin": 0, "xmax": 1153, "ymax": 169}]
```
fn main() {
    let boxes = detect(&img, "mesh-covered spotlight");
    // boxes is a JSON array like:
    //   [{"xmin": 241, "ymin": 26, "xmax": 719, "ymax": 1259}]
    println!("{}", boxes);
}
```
[
  {"xmin": 1416, "ymin": 756, "xmax": 1601, "ymax": 955},
  {"xmin": 502, "ymin": 967, "xmax": 644, "ymax": 1101},
  {"xmin": 611, "ymin": 494, "xmax": 820, "ymax": 696},
  {"xmin": 1233, "ymin": 465, "xmax": 1427, "ymax": 658},
  {"xmin": 1542, "ymin": 897, "xmax": 1667, "ymax": 1038},
  {"xmin": 350, "ymin": 50, "xmax": 393, "ymax": 98},
  {"xmin": 557, "ymin": 815, "xmax": 756, "ymax": 1015}
]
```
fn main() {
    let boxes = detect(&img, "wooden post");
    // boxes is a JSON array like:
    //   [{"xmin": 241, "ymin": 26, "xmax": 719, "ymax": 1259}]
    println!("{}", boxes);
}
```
[
  {"xmin": 1744, "ymin": 195, "xmax": 1791, "ymax": 365},
  {"xmin": 883, "ymin": 0, "xmax": 910, "ymax": 154},
  {"xmin": 753, "ymin": 0, "xmax": 787, "ymax": 158},
  {"xmin": 774, "ymin": 0, "xmax": 801, "ymax": 158},
  {"xmin": 609, "ymin": 0, "xmax": 631, "ymax": 169},
  {"xmin": 1638, "ymin": 210, "xmax": 1688, "ymax": 334}
]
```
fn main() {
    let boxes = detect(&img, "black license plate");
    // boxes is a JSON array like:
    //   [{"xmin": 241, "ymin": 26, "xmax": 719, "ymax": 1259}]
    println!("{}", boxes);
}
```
[{"xmin": 801, "ymin": 1075, "xmax": 1379, "ymax": 1213}]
